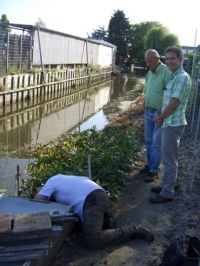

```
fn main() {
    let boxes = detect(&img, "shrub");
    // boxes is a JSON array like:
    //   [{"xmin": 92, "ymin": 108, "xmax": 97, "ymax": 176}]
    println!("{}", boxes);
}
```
[{"xmin": 19, "ymin": 125, "xmax": 141, "ymax": 199}]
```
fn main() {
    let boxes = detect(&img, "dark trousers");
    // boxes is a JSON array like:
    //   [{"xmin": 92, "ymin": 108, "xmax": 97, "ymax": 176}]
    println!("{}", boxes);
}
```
[{"xmin": 82, "ymin": 189, "xmax": 131, "ymax": 248}]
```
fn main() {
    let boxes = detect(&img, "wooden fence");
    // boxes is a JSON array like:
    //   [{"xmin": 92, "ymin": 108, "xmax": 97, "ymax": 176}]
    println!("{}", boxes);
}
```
[{"xmin": 0, "ymin": 67, "xmax": 112, "ymax": 106}]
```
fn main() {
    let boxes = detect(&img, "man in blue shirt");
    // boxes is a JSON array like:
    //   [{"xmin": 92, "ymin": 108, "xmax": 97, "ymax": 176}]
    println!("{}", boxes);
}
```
[
  {"xmin": 150, "ymin": 46, "xmax": 192, "ymax": 203},
  {"xmin": 35, "ymin": 174, "xmax": 154, "ymax": 248}
]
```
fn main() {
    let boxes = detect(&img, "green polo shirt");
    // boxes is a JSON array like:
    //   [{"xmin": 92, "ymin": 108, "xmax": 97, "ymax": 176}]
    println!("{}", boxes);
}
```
[
  {"xmin": 161, "ymin": 66, "xmax": 192, "ymax": 128},
  {"xmin": 144, "ymin": 63, "xmax": 171, "ymax": 111}
]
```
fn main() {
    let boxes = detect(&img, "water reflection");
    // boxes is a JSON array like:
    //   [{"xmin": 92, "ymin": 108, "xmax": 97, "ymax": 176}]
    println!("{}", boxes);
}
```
[
  {"xmin": 0, "ymin": 75, "xmax": 138, "ymax": 194},
  {"xmin": 0, "ymin": 81, "xmax": 112, "ymax": 155}
]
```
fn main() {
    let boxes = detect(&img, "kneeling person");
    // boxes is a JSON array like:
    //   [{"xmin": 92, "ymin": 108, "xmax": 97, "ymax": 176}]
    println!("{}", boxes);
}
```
[{"xmin": 35, "ymin": 174, "xmax": 154, "ymax": 248}]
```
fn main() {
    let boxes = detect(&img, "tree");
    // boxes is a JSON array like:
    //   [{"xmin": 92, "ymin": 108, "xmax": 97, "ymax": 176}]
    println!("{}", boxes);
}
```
[
  {"xmin": 35, "ymin": 18, "xmax": 46, "ymax": 28},
  {"xmin": 107, "ymin": 10, "xmax": 131, "ymax": 64},
  {"xmin": 0, "ymin": 14, "xmax": 11, "ymax": 33},
  {"xmin": 144, "ymin": 27, "xmax": 180, "ymax": 55},
  {"xmin": 129, "ymin": 21, "xmax": 162, "ymax": 65},
  {"xmin": 129, "ymin": 21, "xmax": 180, "ymax": 66},
  {"xmin": 88, "ymin": 26, "xmax": 108, "ymax": 41}
]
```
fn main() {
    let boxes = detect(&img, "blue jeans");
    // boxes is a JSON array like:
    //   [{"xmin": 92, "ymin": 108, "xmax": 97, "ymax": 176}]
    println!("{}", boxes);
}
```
[
  {"xmin": 144, "ymin": 109, "xmax": 161, "ymax": 173},
  {"xmin": 160, "ymin": 126, "xmax": 185, "ymax": 199}
]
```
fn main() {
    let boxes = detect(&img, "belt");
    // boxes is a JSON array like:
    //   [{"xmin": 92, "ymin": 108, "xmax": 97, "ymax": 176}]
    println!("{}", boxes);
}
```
[{"xmin": 145, "ymin": 107, "xmax": 157, "ymax": 112}]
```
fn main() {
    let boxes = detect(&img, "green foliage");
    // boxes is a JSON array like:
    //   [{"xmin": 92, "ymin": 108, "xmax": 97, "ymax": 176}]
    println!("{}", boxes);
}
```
[
  {"xmin": 35, "ymin": 18, "xmax": 46, "ymax": 28},
  {"xmin": 129, "ymin": 22, "xmax": 162, "ymax": 65},
  {"xmin": 0, "ymin": 14, "xmax": 11, "ymax": 33},
  {"xmin": 144, "ymin": 27, "xmax": 180, "ymax": 55},
  {"xmin": 88, "ymin": 13, "xmax": 181, "ymax": 66},
  {"xmin": 129, "ymin": 22, "xmax": 180, "ymax": 66},
  {"xmin": 88, "ymin": 26, "xmax": 108, "ymax": 41},
  {"xmin": 20, "ymin": 125, "xmax": 141, "ymax": 199},
  {"xmin": 107, "ymin": 10, "xmax": 131, "ymax": 59}
]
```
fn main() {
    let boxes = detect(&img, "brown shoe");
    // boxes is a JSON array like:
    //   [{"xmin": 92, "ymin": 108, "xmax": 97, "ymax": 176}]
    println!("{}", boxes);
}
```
[
  {"xmin": 151, "ymin": 185, "xmax": 179, "ymax": 194},
  {"xmin": 145, "ymin": 172, "xmax": 159, "ymax": 183},
  {"xmin": 128, "ymin": 224, "xmax": 154, "ymax": 242},
  {"xmin": 149, "ymin": 194, "xmax": 172, "ymax": 204}
]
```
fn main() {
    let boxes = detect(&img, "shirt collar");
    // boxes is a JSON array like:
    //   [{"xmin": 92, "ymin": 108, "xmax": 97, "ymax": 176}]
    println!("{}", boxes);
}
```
[
  {"xmin": 170, "ymin": 66, "xmax": 183, "ymax": 78},
  {"xmin": 151, "ymin": 62, "xmax": 161, "ymax": 74}
]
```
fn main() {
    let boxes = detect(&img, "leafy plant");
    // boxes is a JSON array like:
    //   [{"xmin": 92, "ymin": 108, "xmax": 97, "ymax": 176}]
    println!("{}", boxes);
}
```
[{"xmin": 20, "ymin": 125, "xmax": 141, "ymax": 199}]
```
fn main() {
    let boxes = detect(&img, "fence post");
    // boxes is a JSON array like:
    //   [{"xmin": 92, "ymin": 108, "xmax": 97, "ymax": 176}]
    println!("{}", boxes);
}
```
[
  {"xmin": 19, "ymin": 34, "xmax": 22, "ymax": 70},
  {"xmin": 6, "ymin": 32, "xmax": 9, "ymax": 72}
]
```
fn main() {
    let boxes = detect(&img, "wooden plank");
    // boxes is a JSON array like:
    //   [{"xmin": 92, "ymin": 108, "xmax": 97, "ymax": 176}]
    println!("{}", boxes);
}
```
[
  {"xmin": 0, "ymin": 242, "xmax": 52, "ymax": 254},
  {"xmin": 0, "ymin": 249, "xmax": 48, "ymax": 262}
]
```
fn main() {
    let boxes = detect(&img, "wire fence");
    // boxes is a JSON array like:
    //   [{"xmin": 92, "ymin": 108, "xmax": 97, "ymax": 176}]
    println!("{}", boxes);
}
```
[{"xmin": 186, "ymin": 46, "xmax": 200, "ymax": 192}]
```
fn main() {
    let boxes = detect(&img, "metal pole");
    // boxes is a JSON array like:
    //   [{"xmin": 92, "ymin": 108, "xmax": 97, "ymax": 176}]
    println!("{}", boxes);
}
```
[
  {"xmin": 88, "ymin": 153, "xmax": 92, "ymax": 179},
  {"xmin": 37, "ymin": 27, "xmax": 45, "ymax": 83},
  {"xmin": 15, "ymin": 164, "xmax": 20, "ymax": 196},
  {"xmin": 6, "ymin": 32, "xmax": 9, "ymax": 72}
]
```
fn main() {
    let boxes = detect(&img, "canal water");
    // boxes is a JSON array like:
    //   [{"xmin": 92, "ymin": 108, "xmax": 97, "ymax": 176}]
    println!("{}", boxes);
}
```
[{"xmin": 0, "ymin": 75, "xmax": 144, "ymax": 194}]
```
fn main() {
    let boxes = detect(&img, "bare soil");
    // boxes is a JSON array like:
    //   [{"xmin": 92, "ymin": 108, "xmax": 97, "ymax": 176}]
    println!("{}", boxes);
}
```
[{"xmin": 51, "ymin": 96, "xmax": 200, "ymax": 266}]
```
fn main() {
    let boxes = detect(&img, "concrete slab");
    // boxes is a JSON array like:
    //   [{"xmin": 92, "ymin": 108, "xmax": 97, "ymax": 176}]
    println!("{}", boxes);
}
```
[{"xmin": 0, "ymin": 194, "xmax": 74, "ymax": 220}]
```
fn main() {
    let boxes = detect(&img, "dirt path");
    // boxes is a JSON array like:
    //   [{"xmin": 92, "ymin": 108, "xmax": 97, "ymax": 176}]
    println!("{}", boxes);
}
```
[{"xmin": 51, "ymin": 97, "xmax": 200, "ymax": 266}]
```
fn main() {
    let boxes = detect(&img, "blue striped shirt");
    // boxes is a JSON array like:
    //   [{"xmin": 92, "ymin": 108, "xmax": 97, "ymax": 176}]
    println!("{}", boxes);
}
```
[{"xmin": 161, "ymin": 66, "xmax": 192, "ymax": 128}]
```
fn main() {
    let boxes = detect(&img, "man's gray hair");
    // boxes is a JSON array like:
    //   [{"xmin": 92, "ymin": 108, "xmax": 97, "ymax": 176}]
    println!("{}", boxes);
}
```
[{"xmin": 145, "ymin": 49, "xmax": 160, "ymax": 58}]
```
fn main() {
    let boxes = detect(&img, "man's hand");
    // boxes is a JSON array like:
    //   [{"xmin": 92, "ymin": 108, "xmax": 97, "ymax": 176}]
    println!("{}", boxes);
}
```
[
  {"xmin": 155, "ymin": 113, "xmax": 163, "ymax": 126},
  {"xmin": 34, "ymin": 193, "xmax": 49, "ymax": 201}
]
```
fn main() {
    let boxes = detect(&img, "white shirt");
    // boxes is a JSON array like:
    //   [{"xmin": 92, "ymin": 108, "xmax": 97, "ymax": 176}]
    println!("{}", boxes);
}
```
[{"xmin": 38, "ymin": 174, "xmax": 103, "ymax": 221}]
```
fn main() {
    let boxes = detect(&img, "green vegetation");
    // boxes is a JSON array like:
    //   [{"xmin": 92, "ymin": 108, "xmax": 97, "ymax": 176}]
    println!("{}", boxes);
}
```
[
  {"xmin": 107, "ymin": 10, "xmax": 131, "ymax": 60},
  {"xmin": 89, "ymin": 10, "xmax": 180, "ymax": 66},
  {"xmin": 19, "ymin": 125, "xmax": 141, "ymax": 200},
  {"xmin": 35, "ymin": 18, "xmax": 46, "ymax": 28},
  {"xmin": 0, "ymin": 14, "xmax": 11, "ymax": 33}
]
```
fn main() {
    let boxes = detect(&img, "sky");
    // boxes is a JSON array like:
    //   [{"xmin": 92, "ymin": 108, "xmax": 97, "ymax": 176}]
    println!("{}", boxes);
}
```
[{"xmin": 1, "ymin": 0, "xmax": 199, "ymax": 47}]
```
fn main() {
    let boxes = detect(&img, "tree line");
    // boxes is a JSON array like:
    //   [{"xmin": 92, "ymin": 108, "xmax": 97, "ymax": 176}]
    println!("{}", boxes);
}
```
[{"xmin": 88, "ymin": 9, "xmax": 180, "ymax": 67}]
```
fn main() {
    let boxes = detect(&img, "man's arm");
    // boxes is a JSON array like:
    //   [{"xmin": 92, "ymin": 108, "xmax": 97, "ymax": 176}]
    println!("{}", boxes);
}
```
[
  {"xmin": 34, "ymin": 193, "xmax": 49, "ymax": 201},
  {"xmin": 156, "ymin": 97, "xmax": 180, "ymax": 125}
]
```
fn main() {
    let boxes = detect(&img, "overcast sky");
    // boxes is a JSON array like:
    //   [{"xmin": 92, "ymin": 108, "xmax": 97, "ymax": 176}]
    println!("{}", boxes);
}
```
[{"xmin": 1, "ymin": 0, "xmax": 199, "ymax": 46}]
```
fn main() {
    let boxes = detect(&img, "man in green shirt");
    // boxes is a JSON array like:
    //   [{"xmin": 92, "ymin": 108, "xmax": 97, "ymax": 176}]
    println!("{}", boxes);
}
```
[{"xmin": 141, "ymin": 49, "xmax": 171, "ymax": 182}]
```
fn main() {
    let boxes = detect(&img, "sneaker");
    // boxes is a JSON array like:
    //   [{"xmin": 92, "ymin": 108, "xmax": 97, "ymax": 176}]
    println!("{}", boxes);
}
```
[
  {"xmin": 145, "ymin": 172, "xmax": 159, "ymax": 183},
  {"xmin": 139, "ymin": 165, "xmax": 149, "ymax": 174}
]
